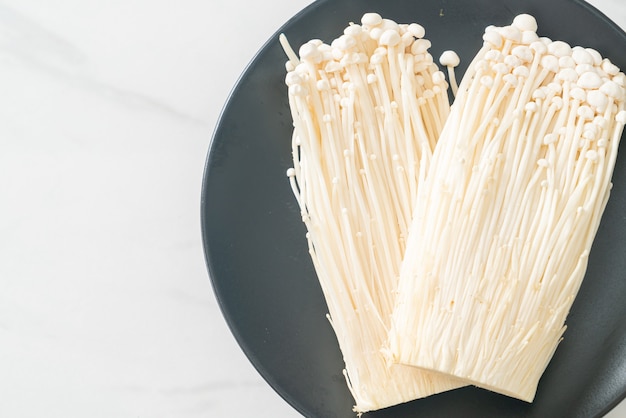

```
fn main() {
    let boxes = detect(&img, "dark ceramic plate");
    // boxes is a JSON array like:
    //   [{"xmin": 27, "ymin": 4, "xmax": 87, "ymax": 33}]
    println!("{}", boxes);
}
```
[{"xmin": 201, "ymin": 0, "xmax": 626, "ymax": 416}]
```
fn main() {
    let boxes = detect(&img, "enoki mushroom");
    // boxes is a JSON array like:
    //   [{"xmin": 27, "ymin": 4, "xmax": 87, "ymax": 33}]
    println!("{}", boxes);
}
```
[
  {"xmin": 387, "ymin": 14, "xmax": 626, "ymax": 402},
  {"xmin": 282, "ymin": 12, "xmax": 462, "ymax": 414}
]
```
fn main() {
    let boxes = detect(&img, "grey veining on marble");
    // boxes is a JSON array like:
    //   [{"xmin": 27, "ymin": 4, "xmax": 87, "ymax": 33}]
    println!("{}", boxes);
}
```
[{"xmin": 0, "ymin": 0, "xmax": 624, "ymax": 417}]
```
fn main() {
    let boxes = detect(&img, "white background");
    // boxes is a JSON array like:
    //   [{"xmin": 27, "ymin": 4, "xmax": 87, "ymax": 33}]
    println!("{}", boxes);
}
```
[{"xmin": 0, "ymin": 0, "xmax": 624, "ymax": 417}]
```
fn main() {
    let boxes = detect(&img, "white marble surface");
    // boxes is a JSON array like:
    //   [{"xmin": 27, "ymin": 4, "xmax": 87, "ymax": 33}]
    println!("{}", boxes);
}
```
[{"xmin": 1, "ymin": 0, "xmax": 624, "ymax": 417}]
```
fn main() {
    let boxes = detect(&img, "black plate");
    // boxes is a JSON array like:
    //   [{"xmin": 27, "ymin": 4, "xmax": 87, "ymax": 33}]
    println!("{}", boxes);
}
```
[{"xmin": 201, "ymin": 1, "xmax": 626, "ymax": 416}]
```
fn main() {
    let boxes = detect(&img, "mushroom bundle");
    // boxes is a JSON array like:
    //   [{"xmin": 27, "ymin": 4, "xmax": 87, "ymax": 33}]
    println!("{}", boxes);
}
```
[
  {"xmin": 388, "ymin": 14, "xmax": 626, "ymax": 402},
  {"xmin": 282, "ymin": 13, "xmax": 462, "ymax": 414}
]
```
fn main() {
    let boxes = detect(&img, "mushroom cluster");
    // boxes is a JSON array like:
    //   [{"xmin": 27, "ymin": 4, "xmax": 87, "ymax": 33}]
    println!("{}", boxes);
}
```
[
  {"xmin": 389, "ymin": 14, "xmax": 626, "ymax": 403},
  {"xmin": 282, "ymin": 12, "xmax": 461, "ymax": 414},
  {"xmin": 281, "ymin": 11, "xmax": 453, "ymax": 156}
]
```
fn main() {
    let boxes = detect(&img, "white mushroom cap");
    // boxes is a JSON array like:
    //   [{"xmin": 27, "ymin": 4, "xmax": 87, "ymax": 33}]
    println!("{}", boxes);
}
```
[
  {"xmin": 361, "ymin": 12, "xmax": 382, "ymax": 27},
  {"xmin": 439, "ymin": 50, "xmax": 460, "ymax": 67},
  {"xmin": 411, "ymin": 38, "xmax": 432, "ymax": 55},
  {"xmin": 407, "ymin": 23, "xmax": 425, "ymax": 39},
  {"xmin": 379, "ymin": 29, "xmax": 401, "ymax": 47},
  {"xmin": 512, "ymin": 14, "xmax": 538, "ymax": 32},
  {"xmin": 483, "ymin": 31, "xmax": 503, "ymax": 48},
  {"xmin": 548, "ymin": 41, "xmax": 572, "ymax": 58}
]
